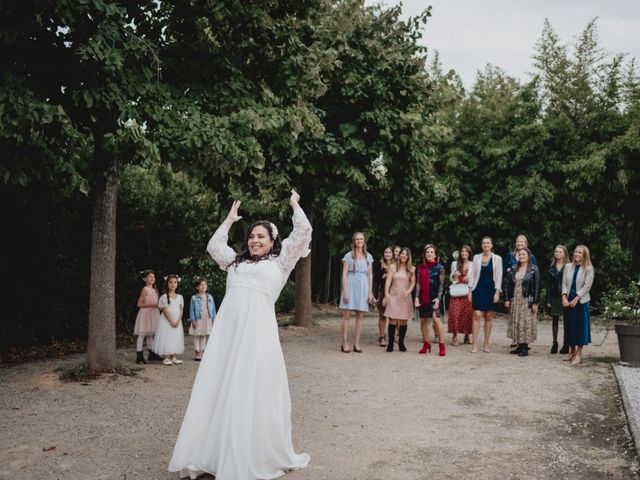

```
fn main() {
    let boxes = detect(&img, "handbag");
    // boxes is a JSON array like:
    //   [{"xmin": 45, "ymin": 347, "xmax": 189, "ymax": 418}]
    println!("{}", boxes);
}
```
[{"xmin": 449, "ymin": 282, "xmax": 469, "ymax": 298}]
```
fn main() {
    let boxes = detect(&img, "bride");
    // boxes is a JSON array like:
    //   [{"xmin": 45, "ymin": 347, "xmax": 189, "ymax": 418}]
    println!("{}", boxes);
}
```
[{"xmin": 168, "ymin": 190, "xmax": 312, "ymax": 480}]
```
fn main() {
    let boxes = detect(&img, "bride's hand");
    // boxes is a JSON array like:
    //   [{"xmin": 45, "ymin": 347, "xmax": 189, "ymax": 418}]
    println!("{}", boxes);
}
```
[
  {"xmin": 289, "ymin": 189, "xmax": 300, "ymax": 208},
  {"xmin": 226, "ymin": 200, "xmax": 242, "ymax": 223}
]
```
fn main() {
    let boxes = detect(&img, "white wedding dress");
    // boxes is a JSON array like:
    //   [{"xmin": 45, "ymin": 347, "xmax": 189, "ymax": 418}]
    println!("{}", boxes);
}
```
[{"xmin": 168, "ymin": 206, "xmax": 312, "ymax": 480}]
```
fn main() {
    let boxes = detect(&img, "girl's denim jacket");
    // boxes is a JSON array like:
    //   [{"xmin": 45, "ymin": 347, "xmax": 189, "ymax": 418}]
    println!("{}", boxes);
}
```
[{"xmin": 189, "ymin": 293, "xmax": 216, "ymax": 323}]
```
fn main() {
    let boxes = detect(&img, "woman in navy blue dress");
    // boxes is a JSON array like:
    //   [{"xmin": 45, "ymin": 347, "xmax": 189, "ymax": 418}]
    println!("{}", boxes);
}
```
[
  {"xmin": 468, "ymin": 236, "xmax": 503, "ymax": 353},
  {"xmin": 562, "ymin": 245, "xmax": 595, "ymax": 365}
]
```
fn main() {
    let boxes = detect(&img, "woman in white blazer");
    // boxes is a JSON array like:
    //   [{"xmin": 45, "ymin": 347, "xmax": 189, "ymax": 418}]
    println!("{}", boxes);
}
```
[
  {"xmin": 467, "ymin": 236, "xmax": 503, "ymax": 353},
  {"xmin": 561, "ymin": 245, "xmax": 595, "ymax": 365}
]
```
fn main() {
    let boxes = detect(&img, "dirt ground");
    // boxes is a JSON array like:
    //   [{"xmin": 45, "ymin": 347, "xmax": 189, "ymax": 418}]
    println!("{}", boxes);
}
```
[{"xmin": 1, "ymin": 312, "xmax": 639, "ymax": 480}]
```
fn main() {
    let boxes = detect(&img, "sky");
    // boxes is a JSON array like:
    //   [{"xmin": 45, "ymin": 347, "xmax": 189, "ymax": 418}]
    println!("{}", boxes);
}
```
[{"xmin": 365, "ymin": 0, "xmax": 640, "ymax": 89}]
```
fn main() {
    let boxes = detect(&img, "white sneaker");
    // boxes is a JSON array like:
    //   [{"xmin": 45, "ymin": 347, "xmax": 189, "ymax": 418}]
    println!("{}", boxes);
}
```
[
  {"xmin": 172, "ymin": 357, "xmax": 183, "ymax": 364},
  {"xmin": 163, "ymin": 358, "xmax": 173, "ymax": 365}
]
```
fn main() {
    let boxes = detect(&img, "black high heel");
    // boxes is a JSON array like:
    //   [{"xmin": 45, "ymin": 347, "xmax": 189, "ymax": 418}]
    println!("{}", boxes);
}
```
[
  {"xmin": 353, "ymin": 345, "xmax": 363, "ymax": 353},
  {"xmin": 341, "ymin": 345, "xmax": 351, "ymax": 353}
]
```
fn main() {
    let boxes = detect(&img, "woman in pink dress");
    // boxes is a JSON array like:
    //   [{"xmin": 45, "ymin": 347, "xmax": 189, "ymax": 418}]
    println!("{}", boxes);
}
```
[
  {"xmin": 383, "ymin": 248, "xmax": 416, "ymax": 352},
  {"xmin": 134, "ymin": 269, "xmax": 160, "ymax": 364}
]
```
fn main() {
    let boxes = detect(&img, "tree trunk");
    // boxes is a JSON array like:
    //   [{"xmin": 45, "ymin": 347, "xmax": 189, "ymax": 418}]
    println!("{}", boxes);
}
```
[
  {"xmin": 294, "ymin": 178, "xmax": 313, "ymax": 327},
  {"xmin": 87, "ymin": 139, "xmax": 118, "ymax": 372}
]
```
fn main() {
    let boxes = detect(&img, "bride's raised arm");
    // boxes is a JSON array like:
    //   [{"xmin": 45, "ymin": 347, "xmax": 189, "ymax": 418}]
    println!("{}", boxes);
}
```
[
  {"xmin": 206, "ymin": 200, "xmax": 242, "ymax": 270},
  {"xmin": 277, "ymin": 190, "xmax": 313, "ymax": 278}
]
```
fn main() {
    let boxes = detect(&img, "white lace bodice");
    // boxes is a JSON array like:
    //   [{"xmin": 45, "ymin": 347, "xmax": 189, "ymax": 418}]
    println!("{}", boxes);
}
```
[{"xmin": 206, "ymin": 206, "xmax": 312, "ymax": 303}]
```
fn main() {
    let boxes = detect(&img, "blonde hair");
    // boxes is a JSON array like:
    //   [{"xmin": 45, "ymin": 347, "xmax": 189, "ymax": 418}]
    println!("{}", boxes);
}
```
[
  {"xmin": 573, "ymin": 245, "xmax": 593, "ymax": 269},
  {"xmin": 350, "ymin": 232, "xmax": 369, "ymax": 272},
  {"xmin": 514, "ymin": 234, "xmax": 529, "ymax": 251}
]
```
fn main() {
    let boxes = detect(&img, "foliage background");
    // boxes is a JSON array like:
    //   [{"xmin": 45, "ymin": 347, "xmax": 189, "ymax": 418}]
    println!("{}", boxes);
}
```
[{"xmin": 1, "ymin": 1, "xmax": 639, "ymax": 352}]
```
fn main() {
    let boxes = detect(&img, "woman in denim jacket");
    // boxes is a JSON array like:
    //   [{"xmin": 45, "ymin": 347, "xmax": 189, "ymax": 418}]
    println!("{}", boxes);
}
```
[
  {"xmin": 189, "ymin": 277, "xmax": 217, "ymax": 360},
  {"xmin": 504, "ymin": 248, "xmax": 540, "ymax": 357}
]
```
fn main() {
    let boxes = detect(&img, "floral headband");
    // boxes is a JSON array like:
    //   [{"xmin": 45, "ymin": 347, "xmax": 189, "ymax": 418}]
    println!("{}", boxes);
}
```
[
  {"xmin": 269, "ymin": 222, "xmax": 279, "ymax": 239},
  {"xmin": 164, "ymin": 275, "xmax": 181, "ymax": 282}
]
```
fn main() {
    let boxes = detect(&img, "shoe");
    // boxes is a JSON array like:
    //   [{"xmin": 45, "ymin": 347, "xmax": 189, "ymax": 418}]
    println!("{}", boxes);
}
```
[
  {"xmin": 194, "ymin": 350, "xmax": 202, "ymax": 361},
  {"xmin": 387, "ymin": 324, "xmax": 396, "ymax": 352},
  {"xmin": 452, "ymin": 336, "xmax": 459, "ymax": 346},
  {"xmin": 464, "ymin": 334, "xmax": 470, "ymax": 344},
  {"xmin": 171, "ymin": 357, "xmax": 183, "ymax": 364},
  {"xmin": 419, "ymin": 341, "xmax": 431, "ymax": 354},
  {"xmin": 510, "ymin": 342, "xmax": 518, "ymax": 348},
  {"xmin": 550, "ymin": 342, "xmax": 558, "ymax": 354},
  {"xmin": 439, "ymin": 343, "xmax": 446, "ymax": 357},
  {"xmin": 559, "ymin": 344, "xmax": 569, "ymax": 355},
  {"xmin": 518, "ymin": 344, "xmax": 529, "ymax": 357},
  {"xmin": 398, "ymin": 326, "xmax": 407, "ymax": 352},
  {"xmin": 147, "ymin": 350, "xmax": 163, "ymax": 362},
  {"xmin": 353, "ymin": 345, "xmax": 363, "ymax": 353},
  {"xmin": 341, "ymin": 345, "xmax": 351, "ymax": 353},
  {"xmin": 510, "ymin": 344, "xmax": 523, "ymax": 354},
  {"xmin": 162, "ymin": 358, "xmax": 173, "ymax": 366},
  {"xmin": 482, "ymin": 347, "xmax": 491, "ymax": 353},
  {"xmin": 379, "ymin": 336, "xmax": 387, "ymax": 347},
  {"xmin": 562, "ymin": 354, "xmax": 575, "ymax": 362},
  {"xmin": 470, "ymin": 347, "xmax": 478, "ymax": 353},
  {"xmin": 136, "ymin": 351, "xmax": 147, "ymax": 365},
  {"xmin": 570, "ymin": 355, "xmax": 581, "ymax": 365}
]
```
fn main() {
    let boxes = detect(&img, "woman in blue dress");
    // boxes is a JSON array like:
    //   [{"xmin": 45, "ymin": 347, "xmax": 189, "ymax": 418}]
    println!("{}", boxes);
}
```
[
  {"xmin": 468, "ymin": 236, "xmax": 503, "ymax": 353},
  {"xmin": 340, "ymin": 232, "xmax": 374, "ymax": 353},
  {"xmin": 562, "ymin": 245, "xmax": 595, "ymax": 365}
]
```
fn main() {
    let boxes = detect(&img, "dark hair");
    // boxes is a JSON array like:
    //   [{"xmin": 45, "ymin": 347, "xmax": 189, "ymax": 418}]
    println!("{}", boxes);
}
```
[
  {"xmin": 232, "ymin": 221, "xmax": 282, "ymax": 268},
  {"xmin": 380, "ymin": 246, "xmax": 394, "ymax": 273},
  {"xmin": 164, "ymin": 274, "xmax": 180, "ymax": 304},
  {"xmin": 140, "ymin": 269, "xmax": 155, "ymax": 279},
  {"xmin": 423, "ymin": 244, "xmax": 438, "ymax": 263},
  {"xmin": 139, "ymin": 269, "xmax": 158, "ymax": 297},
  {"xmin": 194, "ymin": 276, "xmax": 208, "ymax": 290},
  {"xmin": 516, "ymin": 248, "xmax": 533, "ymax": 271},
  {"xmin": 457, "ymin": 245, "xmax": 472, "ymax": 274}
]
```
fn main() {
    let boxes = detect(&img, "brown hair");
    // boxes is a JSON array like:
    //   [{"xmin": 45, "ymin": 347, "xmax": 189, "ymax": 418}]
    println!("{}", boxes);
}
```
[
  {"xmin": 550, "ymin": 245, "xmax": 569, "ymax": 267},
  {"xmin": 457, "ymin": 245, "xmax": 472, "ymax": 274},
  {"xmin": 516, "ymin": 248, "xmax": 533, "ymax": 271}
]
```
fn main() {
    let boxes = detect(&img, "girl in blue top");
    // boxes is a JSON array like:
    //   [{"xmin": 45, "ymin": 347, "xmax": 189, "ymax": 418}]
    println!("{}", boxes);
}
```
[
  {"xmin": 189, "ymin": 277, "xmax": 216, "ymax": 361},
  {"xmin": 340, "ymin": 232, "xmax": 374, "ymax": 353}
]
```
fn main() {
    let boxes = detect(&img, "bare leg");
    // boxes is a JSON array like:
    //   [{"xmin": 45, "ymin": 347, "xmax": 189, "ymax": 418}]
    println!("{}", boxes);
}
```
[
  {"xmin": 420, "ymin": 318, "xmax": 430, "ymax": 343},
  {"xmin": 354, "ymin": 312, "xmax": 364, "ymax": 350},
  {"xmin": 471, "ymin": 311, "xmax": 481, "ymax": 352},
  {"xmin": 483, "ymin": 311, "xmax": 494, "ymax": 351},
  {"xmin": 378, "ymin": 313, "xmax": 387, "ymax": 346},
  {"xmin": 432, "ymin": 315, "xmax": 445, "ymax": 342},
  {"xmin": 571, "ymin": 345, "xmax": 584, "ymax": 364},
  {"xmin": 341, "ymin": 309, "xmax": 351, "ymax": 351}
]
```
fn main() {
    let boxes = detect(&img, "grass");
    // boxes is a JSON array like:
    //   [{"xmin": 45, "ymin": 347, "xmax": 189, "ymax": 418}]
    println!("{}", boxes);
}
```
[
  {"xmin": 585, "ymin": 355, "xmax": 621, "ymax": 364},
  {"xmin": 55, "ymin": 359, "xmax": 144, "ymax": 382}
]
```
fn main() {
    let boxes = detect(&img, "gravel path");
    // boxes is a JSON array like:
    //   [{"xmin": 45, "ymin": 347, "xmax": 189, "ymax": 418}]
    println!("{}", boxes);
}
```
[{"xmin": 1, "ymin": 313, "xmax": 638, "ymax": 480}]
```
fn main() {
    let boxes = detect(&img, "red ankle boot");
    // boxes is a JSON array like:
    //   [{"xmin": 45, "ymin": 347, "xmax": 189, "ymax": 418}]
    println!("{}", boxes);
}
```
[
  {"xmin": 419, "ymin": 341, "xmax": 431, "ymax": 354},
  {"xmin": 439, "ymin": 343, "xmax": 446, "ymax": 356}
]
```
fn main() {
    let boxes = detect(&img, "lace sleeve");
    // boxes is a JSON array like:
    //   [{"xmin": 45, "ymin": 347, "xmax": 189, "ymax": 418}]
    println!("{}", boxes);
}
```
[
  {"xmin": 206, "ymin": 223, "xmax": 237, "ymax": 271},
  {"xmin": 277, "ymin": 205, "xmax": 313, "ymax": 278}
]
